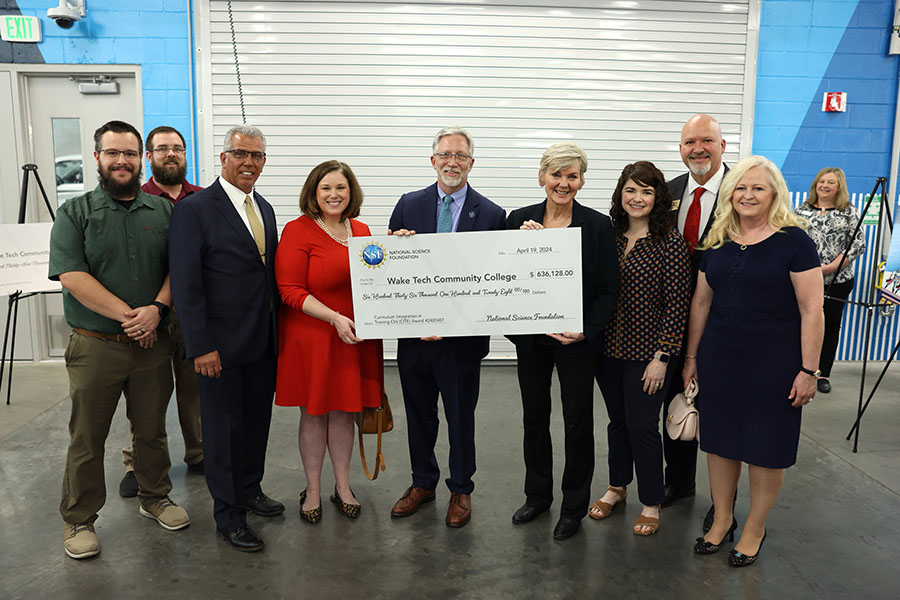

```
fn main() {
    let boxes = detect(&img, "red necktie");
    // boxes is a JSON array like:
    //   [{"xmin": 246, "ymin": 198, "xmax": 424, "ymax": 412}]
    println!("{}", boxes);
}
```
[{"xmin": 683, "ymin": 187, "xmax": 705, "ymax": 254}]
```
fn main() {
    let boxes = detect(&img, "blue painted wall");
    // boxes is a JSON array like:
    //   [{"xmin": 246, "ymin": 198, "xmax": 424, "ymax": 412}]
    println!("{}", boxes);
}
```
[
  {"xmin": 754, "ymin": 0, "xmax": 900, "ymax": 362},
  {"xmin": 754, "ymin": 0, "xmax": 898, "ymax": 195},
  {"xmin": 5, "ymin": 0, "xmax": 196, "ymax": 182}
]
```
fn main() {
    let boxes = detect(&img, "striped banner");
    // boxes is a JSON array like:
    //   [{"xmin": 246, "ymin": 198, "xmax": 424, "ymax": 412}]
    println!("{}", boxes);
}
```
[{"xmin": 792, "ymin": 192, "xmax": 899, "ymax": 361}]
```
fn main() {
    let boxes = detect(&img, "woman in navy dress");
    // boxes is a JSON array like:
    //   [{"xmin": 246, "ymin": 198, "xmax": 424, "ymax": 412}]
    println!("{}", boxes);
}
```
[{"xmin": 682, "ymin": 156, "xmax": 823, "ymax": 567}]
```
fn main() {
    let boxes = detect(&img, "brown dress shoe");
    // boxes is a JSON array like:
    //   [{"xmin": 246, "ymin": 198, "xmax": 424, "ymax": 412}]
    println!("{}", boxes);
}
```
[
  {"xmin": 446, "ymin": 492, "xmax": 471, "ymax": 528},
  {"xmin": 391, "ymin": 485, "xmax": 435, "ymax": 517}
]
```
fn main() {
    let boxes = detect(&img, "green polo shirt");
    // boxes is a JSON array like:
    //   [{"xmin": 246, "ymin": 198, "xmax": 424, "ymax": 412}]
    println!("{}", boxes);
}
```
[{"xmin": 49, "ymin": 185, "xmax": 172, "ymax": 334}]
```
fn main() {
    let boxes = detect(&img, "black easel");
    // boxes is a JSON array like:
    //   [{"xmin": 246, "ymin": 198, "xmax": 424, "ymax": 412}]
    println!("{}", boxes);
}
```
[
  {"xmin": 0, "ymin": 164, "xmax": 58, "ymax": 405},
  {"xmin": 833, "ymin": 177, "xmax": 895, "ymax": 452}
]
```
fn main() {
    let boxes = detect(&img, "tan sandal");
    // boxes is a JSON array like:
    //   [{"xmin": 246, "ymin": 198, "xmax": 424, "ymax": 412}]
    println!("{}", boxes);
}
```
[
  {"xmin": 633, "ymin": 506, "xmax": 660, "ymax": 536},
  {"xmin": 589, "ymin": 486, "xmax": 626, "ymax": 520}
]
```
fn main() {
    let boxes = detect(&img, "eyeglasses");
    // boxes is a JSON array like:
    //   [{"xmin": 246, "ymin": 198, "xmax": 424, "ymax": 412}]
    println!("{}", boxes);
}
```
[
  {"xmin": 434, "ymin": 152, "xmax": 472, "ymax": 162},
  {"xmin": 150, "ymin": 146, "xmax": 186, "ymax": 155},
  {"xmin": 100, "ymin": 149, "xmax": 141, "ymax": 160},
  {"xmin": 224, "ymin": 149, "xmax": 266, "ymax": 162}
]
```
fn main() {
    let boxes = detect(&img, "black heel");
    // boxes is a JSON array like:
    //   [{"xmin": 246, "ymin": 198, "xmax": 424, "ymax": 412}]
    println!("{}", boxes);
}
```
[
  {"xmin": 729, "ymin": 530, "xmax": 767, "ymax": 567},
  {"xmin": 693, "ymin": 518, "xmax": 738, "ymax": 555}
]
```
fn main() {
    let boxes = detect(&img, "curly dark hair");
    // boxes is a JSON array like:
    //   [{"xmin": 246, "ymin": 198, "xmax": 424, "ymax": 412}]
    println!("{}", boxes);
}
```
[{"xmin": 609, "ymin": 161, "xmax": 674, "ymax": 239}]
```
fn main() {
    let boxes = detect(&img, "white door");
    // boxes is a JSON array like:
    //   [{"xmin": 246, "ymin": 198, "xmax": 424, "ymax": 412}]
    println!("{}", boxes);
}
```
[{"xmin": 0, "ymin": 71, "xmax": 140, "ymax": 359}]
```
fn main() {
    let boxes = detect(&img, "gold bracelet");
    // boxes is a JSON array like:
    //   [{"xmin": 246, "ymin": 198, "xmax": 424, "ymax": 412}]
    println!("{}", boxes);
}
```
[{"xmin": 685, "ymin": 355, "xmax": 697, "ymax": 359}]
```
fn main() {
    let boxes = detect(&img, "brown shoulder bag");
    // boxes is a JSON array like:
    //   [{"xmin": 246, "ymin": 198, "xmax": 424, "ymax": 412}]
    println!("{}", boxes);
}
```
[{"xmin": 356, "ymin": 391, "xmax": 393, "ymax": 480}]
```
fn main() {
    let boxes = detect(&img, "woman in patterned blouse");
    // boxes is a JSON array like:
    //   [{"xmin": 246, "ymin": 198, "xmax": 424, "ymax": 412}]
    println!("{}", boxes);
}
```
[
  {"xmin": 589, "ymin": 161, "xmax": 690, "ymax": 536},
  {"xmin": 794, "ymin": 168, "xmax": 865, "ymax": 393}
]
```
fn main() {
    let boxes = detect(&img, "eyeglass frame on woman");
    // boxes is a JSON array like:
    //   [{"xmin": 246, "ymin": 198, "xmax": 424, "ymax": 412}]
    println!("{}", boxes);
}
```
[{"xmin": 224, "ymin": 149, "xmax": 266, "ymax": 162}]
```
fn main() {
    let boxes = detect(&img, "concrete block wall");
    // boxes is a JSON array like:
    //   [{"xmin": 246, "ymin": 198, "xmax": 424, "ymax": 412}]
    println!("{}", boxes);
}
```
[
  {"xmin": 754, "ymin": 0, "xmax": 899, "ymax": 195},
  {"xmin": 5, "ymin": 0, "xmax": 197, "ymax": 182}
]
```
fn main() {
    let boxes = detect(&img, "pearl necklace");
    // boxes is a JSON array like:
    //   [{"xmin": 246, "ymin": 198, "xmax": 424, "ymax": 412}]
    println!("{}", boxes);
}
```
[{"xmin": 315, "ymin": 216, "xmax": 352, "ymax": 246}]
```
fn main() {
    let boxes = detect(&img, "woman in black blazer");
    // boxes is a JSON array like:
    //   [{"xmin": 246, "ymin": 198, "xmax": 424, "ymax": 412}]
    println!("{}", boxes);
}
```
[{"xmin": 506, "ymin": 142, "xmax": 619, "ymax": 540}]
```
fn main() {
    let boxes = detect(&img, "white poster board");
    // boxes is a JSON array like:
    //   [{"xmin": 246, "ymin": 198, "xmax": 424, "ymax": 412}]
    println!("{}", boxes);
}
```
[
  {"xmin": 348, "ymin": 229, "xmax": 583, "ymax": 339},
  {"xmin": 0, "ymin": 223, "xmax": 61, "ymax": 295}
]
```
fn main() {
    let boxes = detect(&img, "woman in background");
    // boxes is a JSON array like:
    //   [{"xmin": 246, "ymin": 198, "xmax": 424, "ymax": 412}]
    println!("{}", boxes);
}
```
[{"xmin": 794, "ymin": 167, "xmax": 865, "ymax": 393}]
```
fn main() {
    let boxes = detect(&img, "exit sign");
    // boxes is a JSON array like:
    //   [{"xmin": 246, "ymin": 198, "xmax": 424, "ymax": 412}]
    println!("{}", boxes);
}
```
[{"xmin": 1, "ymin": 15, "xmax": 42, "ymax": 43}]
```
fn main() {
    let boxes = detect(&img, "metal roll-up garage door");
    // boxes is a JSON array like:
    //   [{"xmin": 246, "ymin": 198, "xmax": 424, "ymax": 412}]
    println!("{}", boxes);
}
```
[{"xmin": 196, "ymin": 0, "xmax": 759, "ymax": 359}]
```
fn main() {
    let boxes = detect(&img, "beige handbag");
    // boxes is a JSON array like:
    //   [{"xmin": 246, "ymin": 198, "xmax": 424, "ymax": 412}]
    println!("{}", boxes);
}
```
[{"xmin": 666, "ymin": 378, "xmax": 699, "ymax": 441}]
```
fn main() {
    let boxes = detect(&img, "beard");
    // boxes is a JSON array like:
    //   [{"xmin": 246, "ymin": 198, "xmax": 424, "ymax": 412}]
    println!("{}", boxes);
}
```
[
  {"xmin": 98, "ymin": 163, "xmax": 142, "ymax": 200},
  {"xmin": 687, "ymin": 153, "xmax": 712, "ymax": 177},
  {"xmin": 151, "ymin": 159, "xmax": 187, "ymax": 186},
  {"xmin": 437, "ymin": 169, "xmax": 464, "ymax": 190}
]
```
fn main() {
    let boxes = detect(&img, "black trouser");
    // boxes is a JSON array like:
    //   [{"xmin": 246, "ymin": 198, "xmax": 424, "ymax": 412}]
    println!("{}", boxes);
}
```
[
  {"xmin": 821, "ymin": 278, "xmax": 854, "ymax": 378},
  {"xmin": 596, "ymin": 357, "xmax": 673, "ymax": 506},
  {"xmin": 397, "ymin": 340, "xmax": 481, "ymax": 494},
  {"xmin": 516, "ymin": 346, "xmax": 596, "ymax": 519},
  {"xmin": 197, "ymin": 342, "xmax": 276, "ymax": 533}
]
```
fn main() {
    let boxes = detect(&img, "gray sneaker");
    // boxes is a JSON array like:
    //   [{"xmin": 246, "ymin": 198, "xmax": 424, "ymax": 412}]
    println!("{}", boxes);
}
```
[
  {"xmin": 139, "ymin": 497, "xmax": 190, "ymax": 531},
  {"xmin": 64, "ymin": 522, "xmax": 100, "ymax": 559}
]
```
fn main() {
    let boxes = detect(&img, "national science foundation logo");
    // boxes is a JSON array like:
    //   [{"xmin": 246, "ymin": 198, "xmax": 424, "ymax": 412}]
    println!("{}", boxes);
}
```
[{"xmin": 360, "ymin": 242, "xmax": 386, "ymax": 268}]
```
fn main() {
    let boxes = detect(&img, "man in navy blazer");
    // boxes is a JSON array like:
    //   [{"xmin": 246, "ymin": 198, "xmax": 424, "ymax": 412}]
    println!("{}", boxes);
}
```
[
  {"xmin": 663, "ymin": 114, "xmax": 730, "ymax": 518},
  {"xmin": 388, "ymin": 127, "xmax": 506, "ymax": 528},
  {"xmin": 168, "ymin": 124, "xmax": 283, "ymax": 552}
]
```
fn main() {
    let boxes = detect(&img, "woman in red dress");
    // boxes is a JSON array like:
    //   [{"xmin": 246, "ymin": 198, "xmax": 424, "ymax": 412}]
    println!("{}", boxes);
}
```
[{"xmin": 275, "ymin": 160, "xmax": 383, "ymax": 523}]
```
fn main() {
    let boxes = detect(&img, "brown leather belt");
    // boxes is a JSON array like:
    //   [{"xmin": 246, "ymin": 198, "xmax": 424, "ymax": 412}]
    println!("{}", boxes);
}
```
[{"xmin": 74, "ymin": 327, "xmax": 133, "ymax": 343}]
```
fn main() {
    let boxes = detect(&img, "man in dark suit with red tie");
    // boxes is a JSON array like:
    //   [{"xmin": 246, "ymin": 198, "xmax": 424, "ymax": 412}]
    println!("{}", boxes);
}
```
[
  {"xmin": 168, "ymin": 124, "xmax": 283, "ymax": 552},
  {"xmin": 387, "ymin": 127, "xmax": 506, "ymax": 528},
  {"xmin": 663, "ymin": 114, "xmax": 729, "ymax": 524}
]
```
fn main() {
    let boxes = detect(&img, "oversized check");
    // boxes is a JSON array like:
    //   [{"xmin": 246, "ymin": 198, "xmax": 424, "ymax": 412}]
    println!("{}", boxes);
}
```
[{"xmin": 348, "ymin": 228, "xmax": 582, "ymax": 339}]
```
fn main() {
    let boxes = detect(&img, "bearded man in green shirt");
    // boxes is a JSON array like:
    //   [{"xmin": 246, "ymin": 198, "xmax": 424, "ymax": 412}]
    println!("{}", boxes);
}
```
[{"xmin": 49, "ymin": 120, "xmax": 190, "ymax": 560}]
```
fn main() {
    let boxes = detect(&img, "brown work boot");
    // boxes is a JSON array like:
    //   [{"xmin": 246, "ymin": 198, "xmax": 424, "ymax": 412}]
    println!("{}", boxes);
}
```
[
  {"xmin": 446, "ymin": 492, "xmax": 471, "ymax": 528},
  {"xmin": 390, "ymin": 485, "xmax": 436, "ymax": 517}
]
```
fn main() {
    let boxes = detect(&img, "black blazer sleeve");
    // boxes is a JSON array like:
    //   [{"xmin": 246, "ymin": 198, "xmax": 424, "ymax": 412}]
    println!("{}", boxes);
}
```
[
  {"xmin": 581, "ymin": 208, "xmax": 619, "ymax": 344},
  {"xmin": 504, "ymin": 200, "xmax": 619, "ymax": 357}
]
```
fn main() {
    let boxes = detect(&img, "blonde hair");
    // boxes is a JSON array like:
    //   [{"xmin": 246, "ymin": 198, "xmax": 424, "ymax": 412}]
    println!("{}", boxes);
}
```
[
  {"xmin": 701, "ymin": 155, "xmax": 806, "ymax": 250},
  {"xmin": 539, "ymin": 142, "xmax": 588, "ymax": 181},
  {"xmin": 806, "ymin": 167, "xmax": 850, "ymax": 210}
]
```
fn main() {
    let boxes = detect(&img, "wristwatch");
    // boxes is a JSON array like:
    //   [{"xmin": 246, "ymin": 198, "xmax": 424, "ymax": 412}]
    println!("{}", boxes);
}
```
[
  {"xmin": 152, "ymin": 301, "xmax": 171, "ymax": 318},
  {"xmin": 654, "ymin": 351, "xmax": 670, "ymax": 364},
  {"xmin": 799, "ymin": 366, "xmax": 821, "ymax": 378}
]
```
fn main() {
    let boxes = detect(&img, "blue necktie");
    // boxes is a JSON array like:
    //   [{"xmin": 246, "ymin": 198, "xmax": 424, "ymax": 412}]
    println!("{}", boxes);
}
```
[{"xmin": 437, "ymin": 195, "xmax": 453, "ymax": 233}]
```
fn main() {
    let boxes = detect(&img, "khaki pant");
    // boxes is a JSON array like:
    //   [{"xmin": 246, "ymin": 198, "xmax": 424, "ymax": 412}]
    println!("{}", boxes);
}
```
[
  {"xmin": 122, "ymin": 311, "xmax": 202, "ymax": 470},
  {"xmin": 60, "ymin": 330, "xmax": 174, "ymax": 524}
]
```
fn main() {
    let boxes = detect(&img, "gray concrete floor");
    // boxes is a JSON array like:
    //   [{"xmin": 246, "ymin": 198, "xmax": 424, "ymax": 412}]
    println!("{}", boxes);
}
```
[{"xmin": 0, "ymin": 361, "xmax": 898, "ymax": 599}]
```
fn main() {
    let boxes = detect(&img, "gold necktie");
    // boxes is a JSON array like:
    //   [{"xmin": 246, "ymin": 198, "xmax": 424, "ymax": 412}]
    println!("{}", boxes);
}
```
[{"xmin": 244, "ymin": 195, "xmax": 266, "ymax": 263}]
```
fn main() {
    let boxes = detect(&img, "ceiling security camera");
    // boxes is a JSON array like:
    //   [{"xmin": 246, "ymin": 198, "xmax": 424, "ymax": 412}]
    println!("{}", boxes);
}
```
[{"xmin": 47, "ymin": 1, "xmax": 85, "ymax": 29}]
